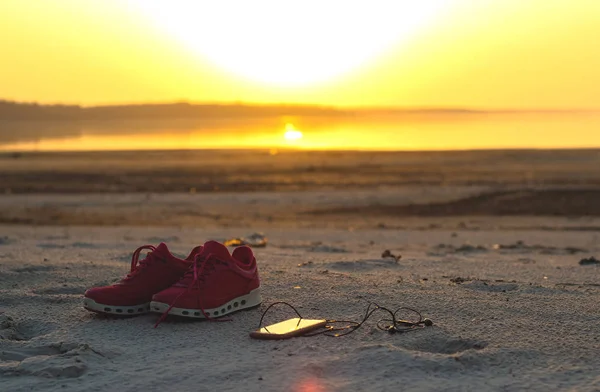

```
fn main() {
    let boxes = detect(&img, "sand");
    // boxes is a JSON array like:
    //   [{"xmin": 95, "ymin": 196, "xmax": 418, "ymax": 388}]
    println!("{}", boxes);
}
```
[
  {"xmin": 1, "ymin": 206, "xmax": 599, "ymax": 391},
  {"xmin": 1, "ymin": 149, "xmax": 600, "ymax": 391},
  {"xmin": 2, "ymin": 149, "xmax": 600, "ymax": 194}
]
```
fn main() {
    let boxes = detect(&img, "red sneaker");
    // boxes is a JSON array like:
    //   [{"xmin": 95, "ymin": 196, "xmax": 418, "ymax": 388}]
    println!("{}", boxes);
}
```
[
  {"xmin": 84, "ymin": 243, "xmax": 201, "ymax": 315},
  {"xmin": 151, "ymin": 241, "xmax": 261, "ymax": 322}
]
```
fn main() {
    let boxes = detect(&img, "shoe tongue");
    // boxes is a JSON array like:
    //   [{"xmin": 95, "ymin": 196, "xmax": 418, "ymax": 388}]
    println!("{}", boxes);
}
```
[
  {"xmin": 153, "ymin": 243, "xmax": 173, "ymax": 258},
  {"xmin": 200, "ymin": 240, "xmax": 232, "ymax": 262}
]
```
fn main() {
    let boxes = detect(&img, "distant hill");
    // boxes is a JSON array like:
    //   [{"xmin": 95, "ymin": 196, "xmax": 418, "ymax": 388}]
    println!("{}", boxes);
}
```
[
  {"xmin": 0, "ymin": 101, "xmax": 82, "ymax": 120},
  {"xmin": 0, "ymin": 100, "xmax": 354, "ymax": 121},
  {"xmin": 1, "ymin": 100, "xmax": 596, "ymax": 121}
]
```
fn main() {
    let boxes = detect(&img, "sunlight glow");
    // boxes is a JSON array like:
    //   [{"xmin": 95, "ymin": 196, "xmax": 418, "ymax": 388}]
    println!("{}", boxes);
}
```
[
  {"xmin": 127, "ymin": 0, "xmax": 453, "ymax": 86},
  {"xmin": 284, "ymin": 124, "xmax": 303, "ymax": 141}
]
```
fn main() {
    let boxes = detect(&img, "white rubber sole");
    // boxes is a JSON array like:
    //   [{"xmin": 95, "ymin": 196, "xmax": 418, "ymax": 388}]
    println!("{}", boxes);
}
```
[
  {"xmin": 150, "ymin": 287, "xmax": 262, "ymax": 319},
  {"xmin": 83, "ymin": 298, "xmax": 151, "ymax": 315}
]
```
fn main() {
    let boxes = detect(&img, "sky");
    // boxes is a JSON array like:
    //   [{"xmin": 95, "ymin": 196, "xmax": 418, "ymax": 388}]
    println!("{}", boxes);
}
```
[{"xmin": 1, "ymin": 0, "xmax": 600, "ymax": 109}]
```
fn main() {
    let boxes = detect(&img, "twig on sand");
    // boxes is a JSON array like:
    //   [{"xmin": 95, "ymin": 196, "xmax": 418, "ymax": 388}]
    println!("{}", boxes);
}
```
[{"xmin": 381, "ymin": 250, "xmax": 401, "ymax": 262}]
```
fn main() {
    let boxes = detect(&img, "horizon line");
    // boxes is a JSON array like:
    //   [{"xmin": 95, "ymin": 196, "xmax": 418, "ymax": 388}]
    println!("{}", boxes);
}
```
[{"xmin": 1, "ymin": 98, "xmax": 599, "ymax": 113}]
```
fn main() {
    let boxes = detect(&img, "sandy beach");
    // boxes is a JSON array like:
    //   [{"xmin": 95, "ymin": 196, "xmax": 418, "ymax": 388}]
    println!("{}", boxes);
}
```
[
  {"xmin": 1, "ymin": 150, "xmax": 600, "ymax": 391},
  {"xmin": 1, "ymin": 220, "xmax": 599, "ymax": 391}
]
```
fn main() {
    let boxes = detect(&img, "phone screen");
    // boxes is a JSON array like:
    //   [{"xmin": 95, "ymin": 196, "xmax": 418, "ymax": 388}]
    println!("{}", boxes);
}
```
[{"xmin": 258, "ymin": 318, "xmax": 325, "ymax": 335}]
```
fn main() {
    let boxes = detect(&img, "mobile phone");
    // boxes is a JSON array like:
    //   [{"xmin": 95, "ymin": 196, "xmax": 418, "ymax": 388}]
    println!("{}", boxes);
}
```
[{"xmin": 249, "ymin": 318, "xmax": 327, "ymax": 340}]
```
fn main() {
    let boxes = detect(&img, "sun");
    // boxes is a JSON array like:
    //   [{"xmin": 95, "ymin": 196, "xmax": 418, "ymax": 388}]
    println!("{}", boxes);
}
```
[
  {"xmin": 128, "ymin": 0, "xmax": 452, "ymax": 86},
  {"xmin": 284, "ymin": 124, "xmax": 303, "ymax": 141}
]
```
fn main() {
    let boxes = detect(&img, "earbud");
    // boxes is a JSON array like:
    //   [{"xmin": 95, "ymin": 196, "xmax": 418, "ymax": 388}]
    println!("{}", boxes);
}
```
[{"xmin": 423, "ymin": 318, "xmax": 433, "ymax": 327}]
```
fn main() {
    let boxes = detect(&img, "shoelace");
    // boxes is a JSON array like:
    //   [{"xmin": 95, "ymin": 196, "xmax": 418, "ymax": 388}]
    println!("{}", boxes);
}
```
[
  {"xmin": 154, "ymin": 253, "xmax": 232, "ymax": 328},
  {"xmin": 174, "ymin": 255, "xmax": 218, "ymax": 287},
  {"xmin": 125, "ymin": 245, "xmax": 158, "ymax": 280}
]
